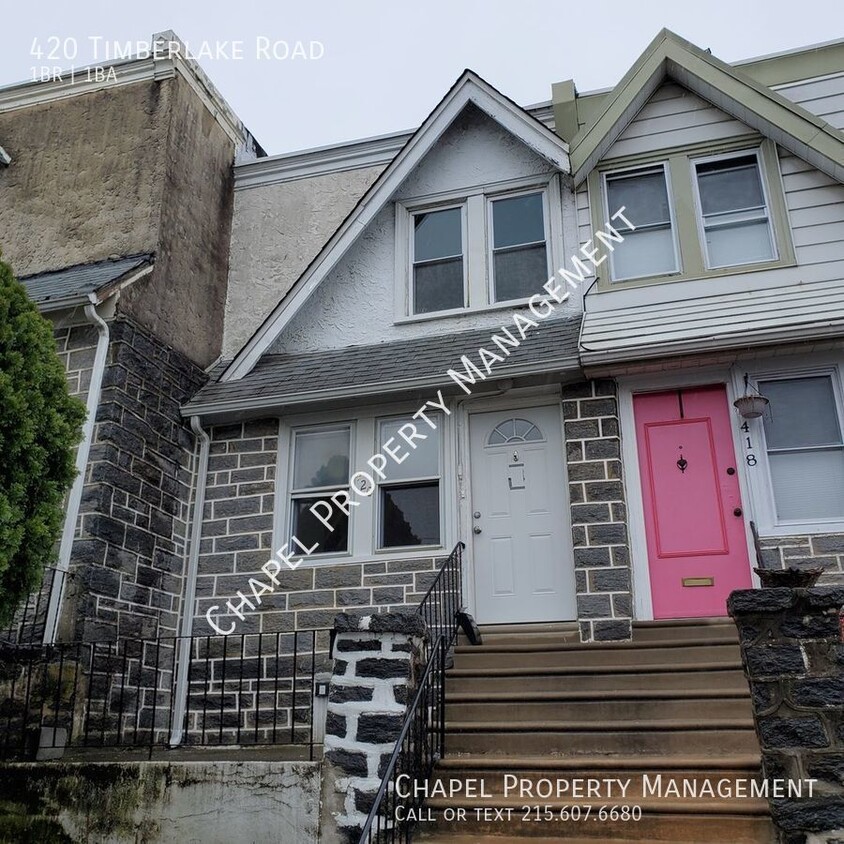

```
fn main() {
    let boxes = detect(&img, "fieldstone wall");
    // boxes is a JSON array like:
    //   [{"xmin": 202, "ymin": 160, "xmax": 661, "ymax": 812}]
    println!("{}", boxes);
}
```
[
  {"xmin": 728, "ymin": 587, "xmax": 844, "ymax": 843},
  {"xmin": 562, "ymin": 380, "xmax": 633, "ymax": 642},
  {"xmin": 320, "ymin": 612, "xmax": 427, "ymax": 844},
  {"xmin": 53, "ymin": 317, "xmax": 100, "ymax": 403},
  {"xmin": 62, "ymin": 317, "xmax": 206, "ymax": 643},
  {"xmin": 193, "ymin": 421, "xmax": 442, "ymax": 637},
  {"xmin": 759, "ymin": 536, "xmax": 844, "ymax": 586}
]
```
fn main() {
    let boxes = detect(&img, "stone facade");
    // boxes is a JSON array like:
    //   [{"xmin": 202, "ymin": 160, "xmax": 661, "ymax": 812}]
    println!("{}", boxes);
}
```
[
  {"xmin": 729, "ymin": 587, "xmax": 844, "ymax": 843},
  {"xmin": 562, "ymin": 379, "xmax": 633, "ymax": 642},
  {"xmin": 53, "ymin": 317, "xmax": 100, "ymax": 403},
  {"xmin": 193, "ymin": 420, "xmax": 442, "ymax": 637},
  {"xmin": 320, "ymin": 612, "xmax": 427, "ymax": 844},
  {"xmin": 759, "ymin": 536, "xmax": 844, "ymax": 586},
  {"xmin": 61, "ymin": 318, "xmax": 206, "ymax": 642}
]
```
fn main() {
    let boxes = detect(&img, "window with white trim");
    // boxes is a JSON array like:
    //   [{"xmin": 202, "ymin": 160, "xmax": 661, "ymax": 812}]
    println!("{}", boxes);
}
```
[
  {"xmin": 693, "ymin": 152, "xmax": 775, "ymax": 268},
  {"xmin": 604, "ymin": 166, "xmax": 678, "ymax": 281},
  {"xmin": 398, "ymin": 177, "xmax": 561, "ymax": 317},
  {"xmin": 288, "ymin": 426, "xmax": 351, "ymax": 554},
  {"xmin": 759, "ymin": 375, "xmax": 844, "ymax": 522},
  {"xmin": 377, "ymin": 417, "xmax": 442, "ymax": 549},
  {"xmin": 489, "ymin": 191, "xmax": 549, "ymax": 303},
  {"xmin": 412, "ymin": 206, "xmax": 466, "ymax": 314}
]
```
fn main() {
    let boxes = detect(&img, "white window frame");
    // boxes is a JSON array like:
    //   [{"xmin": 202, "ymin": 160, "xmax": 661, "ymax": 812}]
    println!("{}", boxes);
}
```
[
  {"xmin": 285, "ymin": 422, "xmax": 355, "ymax": 558},
  {"xmin": 691, "ymin": 148, "xmax": 778, "ymax": 270},
  {"xmin": 736, "ymin": 360, "xmax": 844, "ymax": 536},
  {"xmin": 374, "ymin": 413, "xmax": 444, "ymax": 552},
  {"xmin": 407, "ymin": 201, "xmax": 469, "ymax": 317},
  {"xmin": 602, "ymin": 162, "xmax": 681, "ymax": 283},
  {"xmin": 486, "ymin": 187, "xmax": 552, "ymax": 306},
  {"xmin": 274, "ymin": 402, "xmax": 456, "ymax": 567},
  {"xmin": 394, "ymin": 175, "xmax": 564, "ymax": 321}
]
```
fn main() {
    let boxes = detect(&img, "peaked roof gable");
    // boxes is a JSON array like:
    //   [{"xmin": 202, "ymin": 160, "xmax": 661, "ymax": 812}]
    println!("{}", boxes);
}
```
[
  {"xmin": 222, "ymin": 70, "xmax": 571, "ymax": 382},
  {"xmin": 570, "ymin": 29, "xmax": 844, "ymax": 186}
]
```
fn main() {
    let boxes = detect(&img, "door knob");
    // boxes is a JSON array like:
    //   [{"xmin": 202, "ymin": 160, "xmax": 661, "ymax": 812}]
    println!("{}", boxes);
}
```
[
  {"xmin": 733, "ymin": 508, "xmax": 743, "ymax": 517},
  {"xmin": 473, "ymin": 526, "xmax": 482, "ymax": 534}
]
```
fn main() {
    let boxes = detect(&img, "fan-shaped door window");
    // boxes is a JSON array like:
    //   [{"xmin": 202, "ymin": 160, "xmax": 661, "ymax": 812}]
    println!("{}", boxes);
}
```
[{"xmin": 487, "ymin": 417, "xmax": 544, "ymax": 446}]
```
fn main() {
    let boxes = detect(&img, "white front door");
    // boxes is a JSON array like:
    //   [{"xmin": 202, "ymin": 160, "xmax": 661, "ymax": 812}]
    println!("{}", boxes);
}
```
[{"xmin": 468, "ymin": 405, "xmax": 576, "ymax": 624}]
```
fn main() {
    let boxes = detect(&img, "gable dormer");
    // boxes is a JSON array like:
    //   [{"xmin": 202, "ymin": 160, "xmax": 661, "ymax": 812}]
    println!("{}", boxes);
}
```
[
  {"xmin": 223, "ymin": 71, "xmax": 572, "ymax": 378},
  {"xmin": 561, "ymin": 30, "xmax": 844, "ymax": 365}
]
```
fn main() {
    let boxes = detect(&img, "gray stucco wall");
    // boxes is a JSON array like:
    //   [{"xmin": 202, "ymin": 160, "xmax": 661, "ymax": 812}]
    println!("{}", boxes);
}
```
[
  {"xmin": 223, "ymin": 164, "xmax": 384, "ymax": 357},
  {"xmin": 0, "ymin": 75, "xmax": 239, "ymax": 368},
  {"xmin": 0, "ymin": 81, "xmax": 167, "ymax": 277},
  {"xmin": 272, "ymin": 106, "xmax": 570, "ymax": 354},
  {"xmin": 0, "ymin": 760, "xmax": 320, "ymax": 844}
]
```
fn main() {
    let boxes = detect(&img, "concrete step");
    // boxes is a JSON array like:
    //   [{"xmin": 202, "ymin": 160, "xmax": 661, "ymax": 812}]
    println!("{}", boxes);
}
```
[
  {"xmin": 435, "ymin": 753, "xmax": 763, "ymax": 771},
  {"xmin": 452, "ymin": 642, "xmax": 741, "ymax": 670},
  {"xmin": 632, "ymin": 618, "xmax": 738, "ymax": 644},
  {"xmin": 445, "ymin": 694, "xmax": 751, "ymax": 723},
  {"xmin": 445, "ymin": 722, "xmax": 758, "ymax": 755},
  {"xmin": 446, "ymin": 666, "xmax": 746, "ymax": 694},
  {"xmin": 427, "ymin": 767, "xmax": 764, "ymax": 800}
]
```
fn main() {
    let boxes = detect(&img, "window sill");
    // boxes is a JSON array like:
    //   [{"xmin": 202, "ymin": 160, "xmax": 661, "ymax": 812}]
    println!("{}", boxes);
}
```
[
  {"xmin": 597, "ymin": 257, "xmax": 798, "ymax": 292},
  {"xmin": 395, "ymin": 299, "xmax": 542, "ymax": 326},
  {"xmin": 294, "ymin": 547, "xmax": 449, "ymax": 568},
  {"xmin": 758, "ymin": 520, "xmax": 844, "ymax": 539}
]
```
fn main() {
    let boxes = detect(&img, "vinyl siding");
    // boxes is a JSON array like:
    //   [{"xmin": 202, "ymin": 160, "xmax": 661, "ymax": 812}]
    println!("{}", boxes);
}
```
[
  {"xmin": 775, "ymin": 73, "xmax": 844, "ymax": 130},
  {"xmin": 604, "ymin": 82, "xmax": 753, "ymax": 160},
  {"xmin": 780, "ymin": 149, "xmax": 844, "ymax": 271}
]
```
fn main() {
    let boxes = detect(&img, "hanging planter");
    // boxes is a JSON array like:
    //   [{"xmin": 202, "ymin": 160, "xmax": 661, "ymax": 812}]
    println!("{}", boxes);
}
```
[{"xmin": 733, "ymin": 394, "xmax": 770, "ymax": 419}]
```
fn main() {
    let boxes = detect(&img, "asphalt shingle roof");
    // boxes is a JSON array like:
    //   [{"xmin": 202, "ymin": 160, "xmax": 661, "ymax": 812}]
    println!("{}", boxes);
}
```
[
  {"xmin": 20, "ymin": 255, "xmax": 153, "ymax": 306},
  {"xmin": 185, "ymin": 314, "xmax": 582, "ymax": 415}
]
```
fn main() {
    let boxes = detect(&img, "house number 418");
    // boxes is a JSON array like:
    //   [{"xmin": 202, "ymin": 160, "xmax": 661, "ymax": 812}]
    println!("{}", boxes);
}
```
[{"xmin": 741, "ymin": 421, "xmax": 758, "ymax": 466}]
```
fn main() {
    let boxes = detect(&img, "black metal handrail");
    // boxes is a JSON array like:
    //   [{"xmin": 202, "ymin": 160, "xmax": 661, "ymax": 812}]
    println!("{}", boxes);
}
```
[
  {"xmin": 358, "ymin": 635, "xmax": 446, "ymax": 844},
  {"xmin": 0, "ymin": 629, "xmax": 331, "ymax": 760},
  {"xmin": 417, "ymin": 541, "xmax": 465, "ymax": 653},
  {"xmin": 359, "ymin": 541, "xmax": 468, "ymax": 843}
]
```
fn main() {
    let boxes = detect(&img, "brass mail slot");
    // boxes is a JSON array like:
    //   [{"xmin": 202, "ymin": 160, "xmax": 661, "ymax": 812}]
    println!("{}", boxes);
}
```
[{"xmin": 683, "ymin": 576, "xmax": 714, "ymax": 588}]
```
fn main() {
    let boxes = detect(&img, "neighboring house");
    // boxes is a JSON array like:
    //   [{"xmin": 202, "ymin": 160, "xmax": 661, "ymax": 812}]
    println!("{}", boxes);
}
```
[{"xmin": 0, "ymin": 32, "xmax": 259, "ymax": 645}]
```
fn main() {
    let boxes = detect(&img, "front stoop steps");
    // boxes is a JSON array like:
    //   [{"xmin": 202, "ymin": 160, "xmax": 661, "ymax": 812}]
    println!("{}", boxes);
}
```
[{"xmin": 416, "ymin": 618, "xmax": 776, "ymax": 843}]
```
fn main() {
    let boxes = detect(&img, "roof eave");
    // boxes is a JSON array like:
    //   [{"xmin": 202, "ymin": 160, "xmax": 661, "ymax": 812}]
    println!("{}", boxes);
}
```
[{"xmin": 182, "ymin": 356, "xmax": 581, "ymax": 421}]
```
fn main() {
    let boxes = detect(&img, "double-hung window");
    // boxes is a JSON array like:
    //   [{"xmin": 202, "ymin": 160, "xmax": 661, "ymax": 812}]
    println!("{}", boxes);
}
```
[
  {"xmin": 604, "ymin": 166, "xmax": 678, "ymax": 281},
  {"xmin": 288, "ymin": 426, "xmax": 351, "ymax": 554},
  {"xmin": 412, "ymin": 207, "xmax": 465, "ymax": 314},
  {"xmin": 377, "ymin": 417, "xmax": 442, "ymax": 549},
  {"xmin": 693, "ymin": 152, "xmax": 775, "ymax": 268},
  {"xmin": 401, "ymin": 178, "xmax": 560, "ymax": 317},
  {"xmin": 489, "ymin": 191, "xmax": 549, "ymax": 302},
  {"xmin": 759, "ymin": 375, "xmax": 844, "ymax": 522}
]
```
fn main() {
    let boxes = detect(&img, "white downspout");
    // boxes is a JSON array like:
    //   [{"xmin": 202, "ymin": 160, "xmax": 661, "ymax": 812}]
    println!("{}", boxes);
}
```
[
  {"xmin": 43, "ymin": 297, "xmax": 110, "ymax": 644},
  {"xmin": 169, "ymin": 415, "xmax": 211, "ymax": 746}
]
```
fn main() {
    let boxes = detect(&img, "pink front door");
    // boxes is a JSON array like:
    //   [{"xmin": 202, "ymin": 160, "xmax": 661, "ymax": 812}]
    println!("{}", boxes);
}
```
[{"xmin": 633, "ymin": 385, "xmax": 752, "ymax": 619}]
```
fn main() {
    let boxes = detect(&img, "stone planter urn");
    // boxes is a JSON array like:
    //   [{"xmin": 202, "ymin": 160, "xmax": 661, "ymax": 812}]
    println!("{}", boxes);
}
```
[{"xmin": 753, "ymin": 566, "xmax": 824, "ymax": 588}]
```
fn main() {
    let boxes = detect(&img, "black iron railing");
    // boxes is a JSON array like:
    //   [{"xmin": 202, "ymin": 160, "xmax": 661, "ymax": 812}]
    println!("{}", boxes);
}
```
[
  {"xmin": 0, "ymin": 629, "xmax": 331, "ymax": 760},
  {"xmin": 359, "ymin": 541, "xmax": 468, "ymax": 843},
  {"xmin": 1, "ymin": 567, "xmax": 66, "ymax": 646},
  {"xmin": 417, "ymin": 541, "xmax": 465, "ymax": 654}
]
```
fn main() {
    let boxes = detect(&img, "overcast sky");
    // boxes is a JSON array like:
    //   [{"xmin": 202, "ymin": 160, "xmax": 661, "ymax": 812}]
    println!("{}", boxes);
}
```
[{"xmin": 2, "ymin": 0, "xmax": 842, "ymax": 155}]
